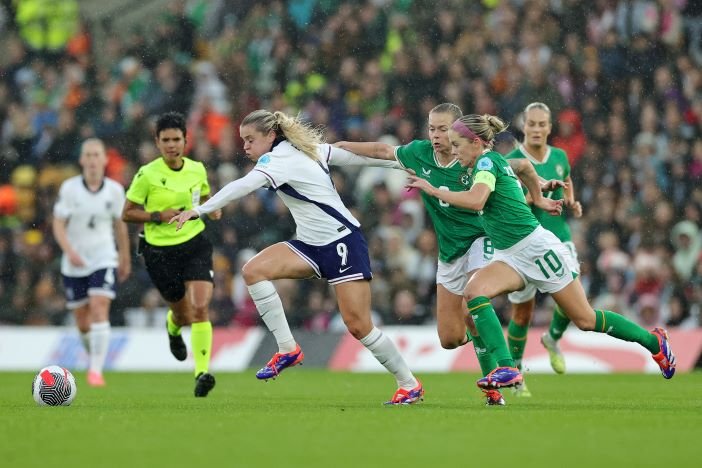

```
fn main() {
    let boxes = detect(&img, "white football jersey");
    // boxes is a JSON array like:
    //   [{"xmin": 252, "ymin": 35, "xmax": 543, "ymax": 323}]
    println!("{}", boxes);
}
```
[
  {"xmin": 253, "ymin": 141, "xmax": 361, "ymax": 245},
  {"xmin": 53, "ymin": 176, "xmax": 125, "ymax": 277}
]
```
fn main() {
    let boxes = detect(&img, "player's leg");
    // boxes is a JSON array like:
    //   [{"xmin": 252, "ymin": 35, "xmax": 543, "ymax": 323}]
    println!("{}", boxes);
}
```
[
  {"xmin": 436, "ymin": 279, "xmax": 499, "ymax": 377},
  {"xmin": 551, "ymin": 278, "xmax": 675, "ymax": 378},
  {"xmin": 73, "ymin": 304, "xmax": 91, "ymax": 352},
  {"xmin": 185, "ymin": 280, "xmax": 215, "ymax": 396},
  {"xmin": 242, "ymin": 242, "xmax": 314, "ymax": 379},
  {"xmin": 436, "ymin": 284, "xmax": 469, "ymax": 349},
  {"xmin": 179, "ymin": 234, "xmax": 218, "ymax": 396},
  {"xmin": 334, "ymin": 279, "xmax": 423, "ymax": 404},
  {"xmin": 142, "ymin": 241, "xmax": 191, "ymax": 362},
  {"xmin": 86, "ymin": 294, "xmax": 111, "ymax": 387},
  {"xmin": 85, "ymin": 268, "xmax": 116, "ymax": 387},
  {"xmin": 464, "ymin": 261, "xmax": 525, "ymax": 389},
  {"xmin": 507, "ymin": 292, "xmax": 535, "ymax": 372},
  {"xmin": 63, "ymin": 275, "xmax": 90, "ymax": 351},
  {"xmin": 506, "ymin": 288, "xmax": 536, "ymax": 397},
  {"xmin": 541, "ymin": 304, "xmax": 568, "ymax": 375}
]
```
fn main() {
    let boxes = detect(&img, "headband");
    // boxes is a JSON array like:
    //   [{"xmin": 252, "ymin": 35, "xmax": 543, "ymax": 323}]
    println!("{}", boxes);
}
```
[{"xmin": 451, "ymin": 120, "xmax": 489, "ymax": 145}]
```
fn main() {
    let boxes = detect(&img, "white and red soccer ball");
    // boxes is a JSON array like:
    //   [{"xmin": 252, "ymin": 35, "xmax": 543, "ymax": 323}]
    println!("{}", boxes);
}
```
[{"xmin": 32, "ymin": 365, "xmax": 77, "ymax": 406}]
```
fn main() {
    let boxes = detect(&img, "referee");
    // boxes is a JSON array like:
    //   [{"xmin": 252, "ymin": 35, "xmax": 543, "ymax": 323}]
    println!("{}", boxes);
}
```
[{"xmin": 122, "ymin": 112, "xmax": 222, "ymax": 397}]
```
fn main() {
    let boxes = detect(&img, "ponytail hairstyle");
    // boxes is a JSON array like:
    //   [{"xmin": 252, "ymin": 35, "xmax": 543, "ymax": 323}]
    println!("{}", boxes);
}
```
[
  {"xmin": 451, "ymin": 114, "xmax": 508, "ymax": 149},
  {"xmin": 241, "ymin": 109, "xmax": 324, "ymax": 161}
]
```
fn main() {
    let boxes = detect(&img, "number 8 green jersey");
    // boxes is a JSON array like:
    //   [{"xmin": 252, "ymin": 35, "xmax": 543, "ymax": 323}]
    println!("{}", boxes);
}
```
[{"xmin": 395, "ymin": 140, "xmax": 485, "ymax": 263}]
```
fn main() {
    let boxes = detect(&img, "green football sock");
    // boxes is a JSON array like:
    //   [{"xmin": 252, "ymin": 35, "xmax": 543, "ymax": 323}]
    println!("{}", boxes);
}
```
[
  {"xmin": 166, "ymin": 309, "xmax": 181, "ymax": 336},
  {"xmin": 467, "ymin": 296, "xmax": 514, "ymax": 368},
  {"xmin": 594, "ymin": 309, "xmax": 659, "ymax": 354},
  {"xmin": 464, "ymin": 331, "xmax": 472, "ymax": 344},
  {"xmin": 507, "ymin": 320, "xmax": 529, "ymax": 371},
  {"xmin": 191, "ymin": 321, "xmax": 213, "ymax": 376},
  {"xmin": 468, "ymin": 331, "xmax": 497, "ymax": 377},
  {"xmin": 548, "ymin": 306, "xmax": 570, "ymax": 341}
]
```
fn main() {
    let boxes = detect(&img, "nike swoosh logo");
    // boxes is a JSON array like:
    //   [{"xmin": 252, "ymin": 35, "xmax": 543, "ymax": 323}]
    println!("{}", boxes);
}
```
[{"xmin": 339, "ymin": 266, "xmax": 352, "ymax": 273}]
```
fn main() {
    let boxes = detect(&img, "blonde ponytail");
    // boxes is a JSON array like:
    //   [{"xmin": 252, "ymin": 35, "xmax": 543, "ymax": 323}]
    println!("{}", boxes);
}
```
[
  {"xmin": 241, "ymin": 109, "xmax": 324, "ymax": 161},
  {"xmin": 273, "ymin": 111, "xmax": 325, "ymax": 161},
  {"xmin": 453, "ymin": 114, "xmax": 509, "ymax": 148}
]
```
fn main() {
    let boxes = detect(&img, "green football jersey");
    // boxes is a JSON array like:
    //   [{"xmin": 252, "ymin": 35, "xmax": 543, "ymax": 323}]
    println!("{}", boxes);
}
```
[
  {"xmin": 395, "ymin": 140, "xmax": 485, "ymax": 263},
  {"xmin": 473, "ymin": 150, "xmax": 539, "ymax": 250},
  {"xmin": 506, "ymin": 145, "xmax": 572, "ymax": 242},
  {"xmin": 126, "ymin": 157, "xmax": 210, "ymax": 246}
]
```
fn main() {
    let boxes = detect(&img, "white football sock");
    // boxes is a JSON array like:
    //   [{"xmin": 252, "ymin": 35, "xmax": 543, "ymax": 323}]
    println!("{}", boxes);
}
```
[
  {"xmin": 89, "ymin": 321, "xmax": 111, "ymax": 374},
  {"xmin": 360, "ymin": 327, "xmax": 417, "ymax": 390},
  {"xmin": 248, "ymin": 281, "xmax": 297, "ymax": 353}
]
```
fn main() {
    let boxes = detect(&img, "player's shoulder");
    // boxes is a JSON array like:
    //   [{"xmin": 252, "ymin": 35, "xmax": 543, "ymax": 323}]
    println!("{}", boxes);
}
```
[
  {"xmin": 137, "ymin": 157, "xmax": 165, "ymax": 177},
  {"xmin": 403, "ymin": 139, "xmax": 432, "ymax": 154},
  {"xmin": 183, "ymin": 157, "xmax": 206, "ymax": 172},
  {"xmin": 505, "ymin": 147, "xmax": 526, "ymax": 160},
  {"xmin": 104, "ymin": 177, "xmax": 125, "ymax": 193},
  {"xmin": 58, "ymin": 175, "xmax": 83, "ymax": 191},
  {"xmin": 549, "ymin": 146, "xmax": 569, "ymax": 162},
  {"xmin": 476, "ymin": 150, "xmax": 504, "ymax": 170}
]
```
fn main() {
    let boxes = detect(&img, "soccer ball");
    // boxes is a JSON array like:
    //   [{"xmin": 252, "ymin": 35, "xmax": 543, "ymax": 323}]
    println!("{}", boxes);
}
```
[{"xmin": 32, "ymin": 365, "xmax": 77, "ymax": 406}]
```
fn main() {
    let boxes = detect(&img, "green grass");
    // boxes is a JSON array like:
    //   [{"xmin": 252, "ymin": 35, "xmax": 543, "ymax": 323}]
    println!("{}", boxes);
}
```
[{"xmin": 2, "ymin": 371, "xmax": 701, "ymax": 468}]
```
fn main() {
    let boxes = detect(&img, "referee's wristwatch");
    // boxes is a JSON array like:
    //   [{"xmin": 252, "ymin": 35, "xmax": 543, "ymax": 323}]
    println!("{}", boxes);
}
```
[{"xmin": 150, "ymin": 211, "xmax": 162, "ymax": 225}]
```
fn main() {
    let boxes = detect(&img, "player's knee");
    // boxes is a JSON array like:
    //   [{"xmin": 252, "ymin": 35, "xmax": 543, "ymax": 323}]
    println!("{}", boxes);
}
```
[
  {"xmin": 463, "ymin": 286, "xmax": 486, "ymax": 303},
  {"xmin": 512, "ymin": 308, "xmax": 532, "ymax": 327},
  {"xmin": 439, "ymin": 333, "xmax": 465, "ymax": 349},
  {"xmin": 571, "ymin": 313, "xmax": 595, "ymax": 331},
  {"xmin": 344, "ymin": 315, "xmax": 371, "ymax": 340},
  {"xmin": 241, "ymin": 260, "xmax": 264, "ymax": 285}
]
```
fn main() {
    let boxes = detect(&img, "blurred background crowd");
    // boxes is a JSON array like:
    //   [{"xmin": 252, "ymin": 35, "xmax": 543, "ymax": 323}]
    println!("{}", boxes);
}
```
[{"xmin": 0, "ymin": 0, "xmax": 701, "ymax": 330}]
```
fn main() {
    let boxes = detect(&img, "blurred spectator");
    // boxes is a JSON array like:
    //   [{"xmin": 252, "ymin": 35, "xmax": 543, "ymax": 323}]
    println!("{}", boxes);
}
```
[{"xmin": 0, "ymin": 0, "xmax": 701, "ymax": 329}]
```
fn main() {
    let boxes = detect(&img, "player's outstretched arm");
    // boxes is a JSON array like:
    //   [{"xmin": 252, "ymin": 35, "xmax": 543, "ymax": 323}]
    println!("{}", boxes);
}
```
[
  {"xmin": 509, "ymin": 159, "xmax": 563, "ymax": 216},
  {"xmin": 333, "ymin": 141, "xmax": 396, "ymax": 160},
  {"xmin": 328, "ymin": 145, "xmax": 402, "ymax": 169},
  {"xmin": 405, "ymin": 175, "xmax": 491, "ymax": 210},
  {"xmin": 170, "ymin": 170, "xmax": 268, "ymax": 230}
]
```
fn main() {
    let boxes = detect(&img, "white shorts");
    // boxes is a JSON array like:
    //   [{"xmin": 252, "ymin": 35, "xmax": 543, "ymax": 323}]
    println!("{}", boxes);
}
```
[
  {"xmin": 491, "ymin": 226, "xmax": 576, "ymax": 302},
  {"xmin": 437, "ymin": 236, "xmax": 493, "ymax": 295}
]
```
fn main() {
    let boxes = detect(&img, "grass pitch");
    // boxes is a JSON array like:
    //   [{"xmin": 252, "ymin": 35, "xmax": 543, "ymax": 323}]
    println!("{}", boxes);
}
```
[{"xmin": 2, "ymin": 371, "xmax": 701, "ymax": 468}]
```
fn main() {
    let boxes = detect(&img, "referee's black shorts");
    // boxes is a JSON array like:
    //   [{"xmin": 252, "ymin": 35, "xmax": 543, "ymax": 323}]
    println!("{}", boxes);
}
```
[{"xmin": 143, "ymin": 232, "xmax": 213, "ymax": 302}]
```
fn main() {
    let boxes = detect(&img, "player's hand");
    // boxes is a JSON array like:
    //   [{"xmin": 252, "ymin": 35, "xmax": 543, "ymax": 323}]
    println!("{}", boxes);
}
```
[
  {"xmin": 160, "ymin": 208, "xmax": 182, "ymax": 222},
  {"xmin": 67, "ymin": 250, "xmax": 86, "ymax": 267},
  {"xmin": 540, "ymin": 179, "xmax": 566, "ymax": 192},
  {"xmin": 567, "ymin": 200, "xmax": 583, "ymax": 218},
  {"xmin": 405, "ymin": 175, "xmax": 434, "ymax": 194},
  {"xmin": 207, "ymin": 209, "xmax": 222, "ymax": 221},
  {"xmin": 169, "ymin": 209, "xmax": 199, "ymax": 231},
  {"xmin": 534, "ymin": 197, "xmax": 563, "ymax": 216}
]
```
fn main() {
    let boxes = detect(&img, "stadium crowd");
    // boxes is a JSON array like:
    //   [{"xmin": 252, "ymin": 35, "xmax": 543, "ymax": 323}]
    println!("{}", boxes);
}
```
[{"xmin": 0, "ymin": 0, "xmax": 701, "ymax": 330}]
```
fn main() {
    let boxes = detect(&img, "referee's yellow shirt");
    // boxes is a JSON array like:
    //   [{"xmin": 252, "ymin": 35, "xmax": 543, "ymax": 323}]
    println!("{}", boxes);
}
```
[{"xmin": 126, "ymin": 157, "xmax": 210, "ymax": 246}]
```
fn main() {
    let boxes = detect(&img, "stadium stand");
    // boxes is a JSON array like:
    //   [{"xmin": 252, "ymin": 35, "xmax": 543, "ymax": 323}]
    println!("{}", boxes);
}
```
[{"xmin": 0, "ymin": 0, "xmax": 700, "ymax": 332}]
